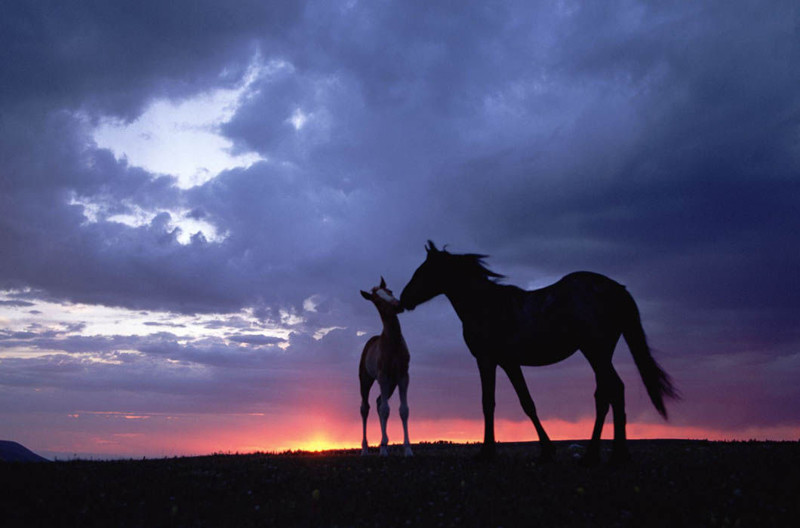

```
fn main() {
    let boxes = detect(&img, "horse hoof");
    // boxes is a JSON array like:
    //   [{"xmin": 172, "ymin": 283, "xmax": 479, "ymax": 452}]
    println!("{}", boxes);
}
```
[
  {"xmin": 474, "ymin": 445, "xmax": 496, "ymax": 461},
  {"xmin": 609, "ymin": 449, "xmax": 631, "ymax": 467},
  {"xmin": 538, "ymin": 451, "xmax": 556, "ymax": 464},
  {"xmin": 379, "ymin": 446, "xmax": 389, "ymax": 457},
  {"xmin": 539, "ymin": 443, "xmax": 556, "ymax": 463},
  {"xmin": 361, "ymin": 448, "xmax": 369, "ymax": 456},
  {"xmin": 404, "ymin": 448, "xmax": 414, "ymax": 457},
  {"xmin": 578, "ymin": 452, "xmax": 601, "ymax": 467}
]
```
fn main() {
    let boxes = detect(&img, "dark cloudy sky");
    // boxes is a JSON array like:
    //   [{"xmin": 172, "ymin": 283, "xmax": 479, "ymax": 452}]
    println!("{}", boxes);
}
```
[{"xmin": 1, "ymin": 1, "xmax": 798, "ymax": 458}]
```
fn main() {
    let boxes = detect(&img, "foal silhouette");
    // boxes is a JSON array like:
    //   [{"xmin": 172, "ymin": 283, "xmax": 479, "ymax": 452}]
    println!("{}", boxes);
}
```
[
  {"xmin": 359, "ymin": 278, "xmax": 413, "ymax": 457},
  {"xmin": 400, "ymin": 241, "xmax": 678, "ymax": 464}
]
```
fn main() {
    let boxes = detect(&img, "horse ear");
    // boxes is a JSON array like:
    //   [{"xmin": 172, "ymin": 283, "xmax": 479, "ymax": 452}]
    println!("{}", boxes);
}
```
[
  {"xmin": 360, "ymin": 290, "xmax": 372, "ymax": 301},
  {"xmin": 426, "ymin": 240, "xmax": 438, "ymax": 253},
  {"xmin": 380, "ymin": 276, "xmax": 386, "ymax": 289}
]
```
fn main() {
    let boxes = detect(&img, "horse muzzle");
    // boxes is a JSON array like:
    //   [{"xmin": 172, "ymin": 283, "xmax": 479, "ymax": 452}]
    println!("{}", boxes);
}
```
[{"xmin": 399, "ymin": 298, "xmax": 415, "ymax": 311}]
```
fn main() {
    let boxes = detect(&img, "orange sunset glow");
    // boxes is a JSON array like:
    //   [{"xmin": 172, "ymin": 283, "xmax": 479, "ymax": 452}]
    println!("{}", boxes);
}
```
[
  {"xmin": 190, "ymin": 418, "xmax": 800, "ymax": 456},
  {"xmin": 21, "ymin": 410, "xmax": 800, "ymax": 460}
]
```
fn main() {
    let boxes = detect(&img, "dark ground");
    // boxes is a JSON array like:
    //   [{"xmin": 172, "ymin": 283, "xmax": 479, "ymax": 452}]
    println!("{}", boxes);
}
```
[{"xmin": 1, "ymin": 440, "xmax": 797, "ymax": 527}]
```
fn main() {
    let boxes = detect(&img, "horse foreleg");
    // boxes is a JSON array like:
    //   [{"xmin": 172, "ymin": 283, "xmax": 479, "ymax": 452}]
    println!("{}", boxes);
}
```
[
  {"xmin": 360, "ymin": 375, "xmax": 374, "ymax": 456},
  {"xmin": 502, "ymin": 363, "xmax": 554, "ymax": 461},
  {"xmin": 360, "ymin": 399, "xmax": 370, "ymax": 455},
  {"xmin": 477, "ymin": 359, "xmax": 497, "ymax": 459},
  {"xmin": 377, "ymin": 382, "xmax": 393, "ymax": 456},
  {"xmin": 398, "ymin": 374, "xmax": 413, "ymax": 457}
]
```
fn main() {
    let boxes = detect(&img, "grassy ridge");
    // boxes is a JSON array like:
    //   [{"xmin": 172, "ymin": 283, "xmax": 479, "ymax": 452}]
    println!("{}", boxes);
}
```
[{"xmin": 2, "ymin": 440, "xmax": 797, "ymax": 527}]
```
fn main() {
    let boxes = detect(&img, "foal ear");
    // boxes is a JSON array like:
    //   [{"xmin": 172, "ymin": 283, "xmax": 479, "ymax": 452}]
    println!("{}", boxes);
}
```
[
  {"xmin": 426, "ymin": 240, "xmax": 438, "ymax": 253},
  {"xmin": 380, "ymin": 276, "xmax": 386, "ymax": 289},
  {"xmin": 360, "ymin": 290, "xmax": 372, "ymax": 301}
]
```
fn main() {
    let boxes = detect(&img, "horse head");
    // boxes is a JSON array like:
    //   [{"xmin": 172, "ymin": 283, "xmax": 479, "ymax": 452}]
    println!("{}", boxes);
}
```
[
  {"xmin": 361, "ymin": 277, "xmax": 404, "ymax": 315},
  {"xmin": 400, "ymin": 240, "xmax": 449, "ymax": 310}
]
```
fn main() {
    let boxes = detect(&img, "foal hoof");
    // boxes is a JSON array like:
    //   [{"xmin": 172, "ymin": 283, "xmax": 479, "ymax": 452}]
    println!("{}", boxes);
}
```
[
  {"xmin": 404, "ymin": 447, "xmax": 414, "ymax": 457},
  {"xmin": 379, "ymin": 446, "xmax": 389, "ymax": 457}
]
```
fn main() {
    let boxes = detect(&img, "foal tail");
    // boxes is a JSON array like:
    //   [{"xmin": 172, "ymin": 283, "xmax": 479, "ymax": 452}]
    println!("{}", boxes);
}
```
[{"xmin": 621, "ymin": 291, "xmax": 680, "ymax": 419}]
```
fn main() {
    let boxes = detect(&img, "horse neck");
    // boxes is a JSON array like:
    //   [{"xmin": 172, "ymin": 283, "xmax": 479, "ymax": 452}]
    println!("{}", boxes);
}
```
[
  {"xmin": 379, "ymin": 312, "xmax": 403, "ymax": 344},
  {"xmin": 443, "ymin": 274, "xmax": 497, "ymax": 323}
]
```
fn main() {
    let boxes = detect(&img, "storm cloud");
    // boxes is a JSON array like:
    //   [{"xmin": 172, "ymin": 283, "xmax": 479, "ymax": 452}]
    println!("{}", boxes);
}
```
[{"xmin": 1, "ymin": 0, "xmax": 798, "ymax": 457}]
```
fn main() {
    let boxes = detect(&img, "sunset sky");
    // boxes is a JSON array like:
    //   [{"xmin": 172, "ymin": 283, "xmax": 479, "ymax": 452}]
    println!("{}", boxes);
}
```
[{"xmin": 1, "ymin": 1, "xmax": 798, "ymax": 460}]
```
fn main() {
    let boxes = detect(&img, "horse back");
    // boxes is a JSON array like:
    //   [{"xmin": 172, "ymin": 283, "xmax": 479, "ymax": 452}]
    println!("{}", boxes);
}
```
[
  {"xmin": 464, "ymin": 271, "xmax": 630, "ymax": 364},
  {"xmin": 546, "ymin": 271, "xmax": 627, "ymax": 316},
  {"xmin": 521, "ymin": 271, "xmax": 630, "ymax": 339}
]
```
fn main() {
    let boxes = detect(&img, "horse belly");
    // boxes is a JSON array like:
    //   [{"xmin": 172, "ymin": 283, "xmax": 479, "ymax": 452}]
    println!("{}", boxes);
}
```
[
  {"xmin": 362, "ymin": 346, "xmax": 381, "ymax": 379},
  {"xmin": 509, "ymin": 329, "xmax": 579, "ymax": 367},
  {"xmin": 517, "ymin": 344, "xmax": 578, "ymax": 366}
]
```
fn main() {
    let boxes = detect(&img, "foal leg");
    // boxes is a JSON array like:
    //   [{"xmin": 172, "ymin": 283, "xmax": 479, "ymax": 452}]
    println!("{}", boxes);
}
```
[
  {"xmin": 377, "ymin": 380, "xmax": 396, "ymax": 456},
  {"xmin": 360, "ymin": 374, "xmax": 375, "ymax": 456},
  {"xmin": 502, "ymin": 363, "xmax": 555, "ymax": 461},
  {"xmin": 398, "ymin": 374, "xmax": 413, "ymax": 457}
]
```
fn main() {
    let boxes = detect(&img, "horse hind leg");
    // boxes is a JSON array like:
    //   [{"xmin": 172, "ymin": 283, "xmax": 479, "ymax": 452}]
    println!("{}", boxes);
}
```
[
  {"xmin": 582, "ymin": 382, "xmax": 610, "ymax": 466},
  {"xmin": 584, "ymin": 354, "xmax": 627, "ymax": 466},
  {"xmin": 607, "ymin": 368, "xmax": 629, "ymax": 465}
]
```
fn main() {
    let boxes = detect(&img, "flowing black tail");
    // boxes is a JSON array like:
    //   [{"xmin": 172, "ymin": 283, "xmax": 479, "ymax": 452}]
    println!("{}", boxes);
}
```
[{"xmin": 621, "ymin": 292, "xmax": 680, "ymax": 419}]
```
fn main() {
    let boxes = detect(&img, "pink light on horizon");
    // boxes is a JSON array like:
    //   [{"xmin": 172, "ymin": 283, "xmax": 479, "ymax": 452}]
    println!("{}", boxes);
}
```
[{"xmin": 26, "ymin": 412, "xmax": 800, "ymax": 460}]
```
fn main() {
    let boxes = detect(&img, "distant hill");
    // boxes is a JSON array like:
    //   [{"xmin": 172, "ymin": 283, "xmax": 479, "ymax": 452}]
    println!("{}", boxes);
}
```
[{"xmin": 0, "ymin": 440, "xmax": 49, "ymax": 462}]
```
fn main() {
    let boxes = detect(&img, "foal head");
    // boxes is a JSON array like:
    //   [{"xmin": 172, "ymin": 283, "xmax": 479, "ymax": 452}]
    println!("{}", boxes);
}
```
[
  {"xmin": 400, "ymin": 240, "xmax": 504, "ymax": 310},
  {"xmin": 361, "ymin": 277, "xmax": 404, "ymax": 317}
]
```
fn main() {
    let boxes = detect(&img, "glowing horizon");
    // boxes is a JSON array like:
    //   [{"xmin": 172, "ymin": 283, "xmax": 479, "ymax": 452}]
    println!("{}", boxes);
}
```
[{"xmin": 17, "ymin": 413, "xmax": 799, "ymax": 461}]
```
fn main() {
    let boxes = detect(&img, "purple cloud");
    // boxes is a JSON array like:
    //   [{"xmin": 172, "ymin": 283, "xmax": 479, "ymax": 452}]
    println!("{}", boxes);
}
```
[{"xmin": 1, "ymin": 0, "xmax": 798, "ymax": 456}]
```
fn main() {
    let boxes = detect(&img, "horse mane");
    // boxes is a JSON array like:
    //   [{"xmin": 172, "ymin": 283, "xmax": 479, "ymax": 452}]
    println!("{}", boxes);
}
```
[
  {"xmin": 426, "ymin": 240, "xmax": 504, "ymax": 282},
  {"xmin": 445, "ymin": 250, "xmax": 505, "ymax": 282}
]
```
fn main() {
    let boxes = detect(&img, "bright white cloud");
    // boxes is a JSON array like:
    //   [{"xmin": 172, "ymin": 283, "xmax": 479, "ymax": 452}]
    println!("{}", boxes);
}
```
[
  {"xmin": 287, "ymin": 108, "xmax": 310, "ymax": 131},
  {"xmin": 92, "ymin": 58, "xmax": 269, "ymax": 189},
  {"xmin": 69, "ymin": 195, "xmax": 227, "ymax": 245},
  {"xmin": 302, "ymin": 295, "xmax": 323, "ymax": 312},
  {"xmin": 0, "ymin": 291, "xmax": 292, "ymax": 346},
  {"xmin": 107, "ymin": 206, "xmax": 228, "ymax": 245}
]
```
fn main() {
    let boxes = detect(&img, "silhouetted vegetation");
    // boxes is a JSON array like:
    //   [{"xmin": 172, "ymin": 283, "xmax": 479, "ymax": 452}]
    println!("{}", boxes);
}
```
[{"xmin": 2, "ymin": 440, "xmax": 797, "ymax": 527}]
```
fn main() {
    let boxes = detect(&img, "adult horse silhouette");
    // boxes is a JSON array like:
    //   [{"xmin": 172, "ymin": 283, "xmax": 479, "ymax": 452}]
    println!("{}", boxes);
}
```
[
  {"xmin": 400, "ymin": 241, "xmax": 678, "ymax": 464},
  {"xmin": 359, "ymin": 278, "xmax": 413, "ymax": 457}
]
